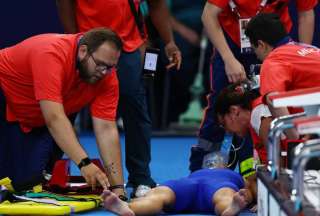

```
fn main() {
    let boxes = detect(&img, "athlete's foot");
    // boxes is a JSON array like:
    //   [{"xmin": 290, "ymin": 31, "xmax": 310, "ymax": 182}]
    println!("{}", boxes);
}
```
[
  {"xmin": 221, "ymin": 189, "xmax": 251, "ymax": 216},
  {"xmin": 102, "ymin": 190, "xmax": 135, "ymax": 216}
]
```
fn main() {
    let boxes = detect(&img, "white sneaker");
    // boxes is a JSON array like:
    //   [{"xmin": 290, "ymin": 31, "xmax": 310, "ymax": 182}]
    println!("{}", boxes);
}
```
[{"xmin": 134, "ymin": 185, "xmax": 152, "ymax": 198}]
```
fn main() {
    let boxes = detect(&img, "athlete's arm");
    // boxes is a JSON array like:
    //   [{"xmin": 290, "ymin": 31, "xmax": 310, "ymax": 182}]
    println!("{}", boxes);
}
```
[{"xmin": 244, "ymin": 174, "xmax": 257, "ymax": 201}]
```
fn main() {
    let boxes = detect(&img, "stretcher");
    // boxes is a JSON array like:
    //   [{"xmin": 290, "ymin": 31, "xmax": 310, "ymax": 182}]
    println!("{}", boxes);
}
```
[
  {"xmin": 0, "ymin": 159, "xmax": 105, "ymax": 215},
  {"xmin": 0, "ymin": 192, "xmax": 101, "ymax": 215}
]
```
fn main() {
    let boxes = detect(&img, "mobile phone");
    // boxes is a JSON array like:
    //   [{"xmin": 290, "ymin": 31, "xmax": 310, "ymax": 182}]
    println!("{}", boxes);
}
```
[{"xmin": 143, "ymin": 47, "xmax": 160, "ymax": 77}]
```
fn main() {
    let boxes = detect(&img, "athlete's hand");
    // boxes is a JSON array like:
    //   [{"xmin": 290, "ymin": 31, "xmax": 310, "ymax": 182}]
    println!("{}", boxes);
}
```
[
  {"xmin": 80, "ymin": 163, "xmax": 109, "ymax": 190},
  {"xmin": 224, "ymin": 58, "xmax": 247, "ymax": 83},
  {"xmin": 164, "ymin": 41, "xmax": 182, "ymax": 70}
]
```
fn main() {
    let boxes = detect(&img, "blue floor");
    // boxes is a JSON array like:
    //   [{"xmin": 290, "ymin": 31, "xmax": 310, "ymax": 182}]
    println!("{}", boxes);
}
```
[{"xmin": 71, "ymin": 133, "xmax": 256, "ymax": 216}]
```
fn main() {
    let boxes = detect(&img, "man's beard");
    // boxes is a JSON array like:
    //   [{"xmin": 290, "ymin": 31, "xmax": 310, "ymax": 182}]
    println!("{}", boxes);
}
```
[{"xmin": 77, "ymin": 57, "xmax": 93, "ymax": 83}]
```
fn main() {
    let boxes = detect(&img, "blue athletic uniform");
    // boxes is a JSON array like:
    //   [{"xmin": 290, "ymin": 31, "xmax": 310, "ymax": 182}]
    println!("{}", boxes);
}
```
[{"xmin": 162, "ymin": 168, "xmax": 244, "ymax": 213}]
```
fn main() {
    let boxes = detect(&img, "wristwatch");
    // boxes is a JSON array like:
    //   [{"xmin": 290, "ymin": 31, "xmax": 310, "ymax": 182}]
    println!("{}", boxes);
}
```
[{"xmin": 77, "ymin": 157, "xmax": 92, "ymax": 169}]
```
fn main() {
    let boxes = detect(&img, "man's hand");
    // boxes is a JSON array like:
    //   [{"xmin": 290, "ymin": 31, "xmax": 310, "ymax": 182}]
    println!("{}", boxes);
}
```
[
  {"xmin": 224, "ymin": 57, "xmax": 247, "ymax": 83},
  {"xmin": 80, "ymin": 163, "xmax": 110, "ymax": 190},
  {"xmin": 164, "ymin": 41, "xmax": 182, "ymax": 70}
]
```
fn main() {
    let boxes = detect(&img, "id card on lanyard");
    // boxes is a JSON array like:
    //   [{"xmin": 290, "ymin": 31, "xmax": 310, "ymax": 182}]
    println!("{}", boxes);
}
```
[
  {"xmin": 239, "ymin": 18, "xmax": 251, "ymax": 54},
  {"xmin": 229, "ymin": 0, "xmax": 268, "ymax": 54}
]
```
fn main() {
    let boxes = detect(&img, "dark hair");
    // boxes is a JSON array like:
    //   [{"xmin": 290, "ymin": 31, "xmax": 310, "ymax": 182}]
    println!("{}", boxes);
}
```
[
  {"xmin": 80, "ymin": 27, "xmax": 123, "ymax": 53},
  {"xmin": 245, "ymin": 13, "xmax": 287, "ymax": 47},
  {"xmin": 214, "ymin": 81, "xmax": 259, "ymax": 120}
]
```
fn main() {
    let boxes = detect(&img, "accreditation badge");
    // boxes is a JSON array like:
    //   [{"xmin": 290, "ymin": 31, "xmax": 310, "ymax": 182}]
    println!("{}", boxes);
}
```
[{"xmin": 239, "ymin": 18, "xmax": 253, "ymax": 54}]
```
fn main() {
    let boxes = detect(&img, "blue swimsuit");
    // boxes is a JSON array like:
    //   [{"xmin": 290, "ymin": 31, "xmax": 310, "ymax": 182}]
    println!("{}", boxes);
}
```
[{"xmin": 162, "ymin": 168, "xmax": 244, "ymax": 213}]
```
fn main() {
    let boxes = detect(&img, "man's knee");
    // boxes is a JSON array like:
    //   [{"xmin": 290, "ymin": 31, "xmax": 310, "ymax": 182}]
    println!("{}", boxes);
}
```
[{"xmin": 2, "ymin": 128, "xmax": 55, "ymax": 190}]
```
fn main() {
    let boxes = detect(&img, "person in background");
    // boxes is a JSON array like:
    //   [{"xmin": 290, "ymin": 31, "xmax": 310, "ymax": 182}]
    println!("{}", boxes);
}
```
[
  {"xmin": 161, "ymin": 0, "xmax": 210, "ymax": 124},
  {"xmin": 0, "ymin": 28, "xmax": 125, "ymax": 197},
  {"xmin": 56, "ymin": 0, "xmax": 182, "ymax": 197},
  {"xmin": 189, "ymin": 0, "xmax": 317, "ymax": 173}
]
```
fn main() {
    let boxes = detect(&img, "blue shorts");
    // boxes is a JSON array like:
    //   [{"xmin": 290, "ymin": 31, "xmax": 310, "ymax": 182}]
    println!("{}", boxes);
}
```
[{"xmin": 162, "ymin": 168, "xmax": 244, "ymax": 213}]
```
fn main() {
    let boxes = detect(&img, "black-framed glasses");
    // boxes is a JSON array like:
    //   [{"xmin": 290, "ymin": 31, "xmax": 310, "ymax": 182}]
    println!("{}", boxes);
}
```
[{"xmin": 90, "ymin": 54, "xmax": 116, "ymax": 74}]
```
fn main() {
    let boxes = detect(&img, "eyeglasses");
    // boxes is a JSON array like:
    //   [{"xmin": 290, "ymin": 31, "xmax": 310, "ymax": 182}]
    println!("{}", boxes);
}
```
[{"xmin": 90, "ymin": 54, "xmax": 116, "ymax": 74}]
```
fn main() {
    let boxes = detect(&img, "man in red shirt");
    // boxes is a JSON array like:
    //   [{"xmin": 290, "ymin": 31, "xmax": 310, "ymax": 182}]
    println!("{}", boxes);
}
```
[
  {"xmin": 190, "ymin": 0, "xmax": 317, "ymax": 172},
  {"xmin": 245, "ymin": 13, "xmax": 320, "ymax": 138},
  {"xmin": 56, "ymin": 0, "xmax": 182, "ymax": 197},
  {"xmin": 0, "ymin": 28, "xmax": 126, "ymax": 197}
]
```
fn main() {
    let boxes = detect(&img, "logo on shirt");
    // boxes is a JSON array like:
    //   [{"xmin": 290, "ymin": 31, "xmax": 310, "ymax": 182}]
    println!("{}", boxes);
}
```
[{"xmin": 297, "ymin": 48, "xmax": 320, "ymax": 57}]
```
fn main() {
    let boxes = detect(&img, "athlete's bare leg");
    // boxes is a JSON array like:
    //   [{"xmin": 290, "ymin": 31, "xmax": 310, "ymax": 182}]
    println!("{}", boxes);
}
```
[
  {"xmin": 102, "ymin": 190, "xmax": 134, "ymax": 216},
  {"xmin": 129, "ymin": 186, "xmax": 175, "ymax": 215},
  {"xmin": 102, "ymin": 186, "xmax": 175, "ymax": 216}
]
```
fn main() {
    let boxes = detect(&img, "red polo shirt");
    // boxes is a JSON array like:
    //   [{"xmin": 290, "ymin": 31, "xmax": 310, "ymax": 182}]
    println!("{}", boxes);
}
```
[
  {"xmin": 75, "ymin": 0, "xmax": 145, "ymax": 52},
  {"xmin": 260, "ymin": 43, "xmax": 320, "ymax": 99},
  {"xmin": 0, "ymin": 33, "xmax": 119, "ymax": 132},
  {"xmin": 207, "ymin": 0, "xmax": 317, "ymax": 46}
]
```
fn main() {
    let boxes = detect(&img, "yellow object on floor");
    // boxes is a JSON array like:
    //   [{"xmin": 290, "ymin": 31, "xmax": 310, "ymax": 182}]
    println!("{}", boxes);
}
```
[
  {"xmin": 0, "ymin": 177, "xmax": 14, "ymax": 192},
  {"xmin": 0, "ymin": 192, "xmax": 102, "ymax": 215}
]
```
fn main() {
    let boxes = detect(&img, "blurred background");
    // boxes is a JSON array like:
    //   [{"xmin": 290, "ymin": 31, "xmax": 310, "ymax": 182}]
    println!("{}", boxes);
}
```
[{"xmin": 0, "ymin": 0, "xmax": 319, "ymax": 136}]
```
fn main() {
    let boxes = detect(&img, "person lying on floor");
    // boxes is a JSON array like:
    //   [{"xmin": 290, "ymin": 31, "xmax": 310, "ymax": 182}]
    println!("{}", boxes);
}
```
[
  {"xmin": 214, "ymin": 81, "xmax": 273, "ymax": 164},
  {"xmin": 102, "ymin": 153, "xmax": 256, "ymax": 216}
]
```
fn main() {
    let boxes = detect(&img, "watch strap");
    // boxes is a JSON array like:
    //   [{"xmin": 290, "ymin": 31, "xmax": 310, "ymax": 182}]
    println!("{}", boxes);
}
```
[{"xmin": 77, "ymin": 157, "xmax": 91, "ymax": 169}]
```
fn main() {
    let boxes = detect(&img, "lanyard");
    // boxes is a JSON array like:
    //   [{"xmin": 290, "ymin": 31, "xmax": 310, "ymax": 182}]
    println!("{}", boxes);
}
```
[{"xmin": 229, "ymin": 0, "xmax": 268, "ymax": 18}]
